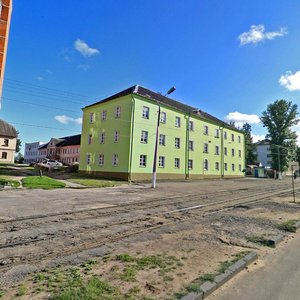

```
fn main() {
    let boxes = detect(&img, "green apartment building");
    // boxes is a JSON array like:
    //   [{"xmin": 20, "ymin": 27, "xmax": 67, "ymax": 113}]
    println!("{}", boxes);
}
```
[{"xmin": 79, "ymin": 85, "xmax": 245, "ymax": 181}]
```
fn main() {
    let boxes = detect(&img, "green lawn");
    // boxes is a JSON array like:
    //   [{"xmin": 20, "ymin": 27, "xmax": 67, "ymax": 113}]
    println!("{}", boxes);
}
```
[
  {"xmin": 68, "ymin": 178, "xmax": 121, "ymax": 188},
  {"xmin": 0, "ymin": 176, "xmax": 20, "ymax": 188},
  {"xmin": 21, "ymin": 176, "xmax": 66, "ymax": 189}
]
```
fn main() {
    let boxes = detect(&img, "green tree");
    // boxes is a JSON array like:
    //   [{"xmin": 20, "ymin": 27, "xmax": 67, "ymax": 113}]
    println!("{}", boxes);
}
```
[
  {"xmin": 14, "ymin": 153, "xmax": 24, "ymax": 164},
  {"xmin": 15, "ymin": 130, "xmax": 22, "ymax": 153},
  {"xmin": 260, "ymin": 100, "xmax": 298, "ymax": 172},
  {"xmin": 241, "ymin": 123, "xmax": 257, "ymax": 164}
]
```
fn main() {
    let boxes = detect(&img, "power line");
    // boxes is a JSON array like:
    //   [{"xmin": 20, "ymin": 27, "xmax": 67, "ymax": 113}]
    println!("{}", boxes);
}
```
[{"xmin": 8, "ymin": 122, "xmax": 79, "ymax": 132}]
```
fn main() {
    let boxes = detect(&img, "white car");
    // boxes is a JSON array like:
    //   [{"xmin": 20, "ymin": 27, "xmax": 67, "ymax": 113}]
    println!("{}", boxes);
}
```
[{"xmin": 42, "ymin": 159, "xmax": 63, "ymax": 167}]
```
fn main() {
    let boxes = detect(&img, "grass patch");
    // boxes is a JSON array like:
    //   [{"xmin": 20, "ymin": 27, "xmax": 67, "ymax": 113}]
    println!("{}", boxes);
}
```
[
  {"xmin": 0, "ymin": 176, "xmax": 20, "ymax": 188},
  {"xmin": 0, "ymin": 290, "xmax": 5, "ymax": 298},
  {"xmin": 68, "ymin": 178, "xmax": 121, "ymax": 188},
  {"xmin": 21, "ymin": 176, "xmax": 66, "ymax": 189},
  {"xmin": 16, "ymin": 284, "xmax": 27, "ymax": 296},
  {"xmin": 246, "ymin": 235, "xmax": 273, "ymax": 247},
  {"xmin": 278, "ymin": 220, "xmax": 298, "ymax": 233}
]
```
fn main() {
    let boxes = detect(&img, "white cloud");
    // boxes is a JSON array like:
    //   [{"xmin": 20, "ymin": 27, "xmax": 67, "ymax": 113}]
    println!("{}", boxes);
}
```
[
  {"xmin": 279, "ymin": 71, "xmax": 300, "ymax": 91},
  {"xmin": 238, "ymin": 25, "xmax": 287, "ymax": 46},
  {"xmin": 55, "ymin": 115, "xmax": 82, "ymax": 125},
  {"xmin": 224, "ymin": 111, "xmax": 260, "ymax": 127},
  {"xmin": 35, "ymin": 76, "xmax": 44, "ymax": 81},
  {"xmin": 251, "ymin": 134, "xmax": 266, "ymax": 143},
  {"xmin": 74, "ymin": 39, "xmax": 100, "ymax": 57}
]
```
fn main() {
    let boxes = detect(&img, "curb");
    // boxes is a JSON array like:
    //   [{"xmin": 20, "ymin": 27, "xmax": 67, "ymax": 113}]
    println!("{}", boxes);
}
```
[
  {"xmin": 267, "ymin": 234, "xmax": 284, "ymax": 248},
  {"xmin": 181, "ymin": 251, "xmax": 258, "ymax": 300}
]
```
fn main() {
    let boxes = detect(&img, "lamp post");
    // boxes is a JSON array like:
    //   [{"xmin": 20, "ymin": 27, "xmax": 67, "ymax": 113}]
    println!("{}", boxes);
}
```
[{"xmin": 152, "ymin": 86, "xmax": 176, "ymax": 188}]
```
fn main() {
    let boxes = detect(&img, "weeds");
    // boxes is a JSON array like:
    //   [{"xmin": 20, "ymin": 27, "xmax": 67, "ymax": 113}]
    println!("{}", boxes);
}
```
[{"xmin": 278, "ymin": 220, "xmax": 298, "ymax": 233}]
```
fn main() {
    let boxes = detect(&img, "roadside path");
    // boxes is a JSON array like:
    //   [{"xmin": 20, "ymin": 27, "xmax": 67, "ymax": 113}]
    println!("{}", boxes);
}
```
[{"xmin": 209, "ymin": 233, "xmax": 300, "ymax": 300}]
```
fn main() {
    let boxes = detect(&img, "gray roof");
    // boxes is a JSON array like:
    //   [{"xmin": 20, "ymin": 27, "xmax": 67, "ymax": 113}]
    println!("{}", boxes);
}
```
[
  {"xmin": 84, "ymin": 85, "xmax": 240, "ymax": 131},
  {"xmin": 0, "ymin": 119, "xmax": 17, "ymax": 138}
]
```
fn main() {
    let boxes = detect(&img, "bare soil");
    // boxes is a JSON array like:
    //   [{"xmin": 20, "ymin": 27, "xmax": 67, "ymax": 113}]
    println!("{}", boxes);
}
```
[{"xmin": 1, "ymin": 177, "xmax": 300, "ymax": 299}]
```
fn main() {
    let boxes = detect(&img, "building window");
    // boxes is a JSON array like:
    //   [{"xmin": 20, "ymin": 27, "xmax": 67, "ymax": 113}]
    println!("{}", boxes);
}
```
[
  {"xmin": 86, "ymin": 154, "xmax": 91, "ymax": 165},
  {"xmin": 215, "ymin": 129, "xmax": 220, "ymax": 138},
  {"xmin": 232, "ymin": 164, "xmax": 235, "ymax": 171},
  {"xmin": 158, "ymin": 156, "xmax": 165, "ymax": 168},
  {"xmin": 215, "ymin": 162, "xmax": 219, "ymax": 171},
  {"xmin": 204, "ymin": 125, "xmax": 209, "ymax": 135},
  {"xmin": 140, "ymin": 154, "xmax": 147, "ymax": 167},
  {"xmin": 189, "ymin": 121, "xmax": 194, "ymax": 131},
  {"xmin": 238, "ymin": 135, "xmax": 241, "ymax": 143},
  {"xmin": 224, "ymin": 131, "xmax": 227, "ymax": 140},
  {"xmin": 141, "ymin": 131, "xmax": 148, "ymax": 143},
  {"xmin": 189, "ymin": 140, "xmax": 194, "ymax": 151},
  {"xmin": 89, "ymin": 112, "xmax": 95, "ymax": 123},
  {"xmin": 204, "ymin": 159, "xmax": 209, "ymax": 171},
  {"xmin": 239, "ymin": 164, "xmax": 242, "ymax": 171},
  {"xmin": 231, "ymin": 133, "xmax": 235, "ymax": 142},
  {"xmin": 160, "ymin": 112, "xmax": 166, "ymax": 123},
  {"xmin": 175, "ymin": 158, "xmax": 180, "ymax": 168},
  {"xmin": 3, "ymin": 139, "xmax": 8, "ymax": 146},
  {"xmin": 175, "ymin": 138, "xmax": 180, "ymax": 149},
  {"xmin": 88, "ymin": 134, "xmax": 92, "ymax": 145},
  {"xmin": 175, "ymin": 116, "xmax": 181, "ymax": 127},
  {"xmin": 142, "ymin": 106, "xmax": 149, "ymax": 119},
  {"xmin": 115, "ymin": 106, "xmax": 121, "ymax": 118},
  {"xmin": 238, "ymin": 150, "xmax": 241, "ymax": 157},
  {"xmin": 224, "ymin": 163, "xmax": 227, "ymax": 171},
  {"xmin": 224, "ymin": 147, "xmax": 227, "ymax": 155},
  {"xmin": 112, "ymin": 154, "xmax": 119, "ymax": 166},
  {"xmin": 159, "ymin": 134, "xmax": 166, "ymax": 146},
  {"xmin": 100, "ymin": 132, "xmax": 105, "ymax": 144},
  {"xmin": 114, "ymin": 130, "xmax": 120, "ymax": 143},
  {"xmin": 232, "ymin": 149, "xmax": 235, "ymax": 157},
  {"xmin": 99, "ymin": 154, "xmax": 104, "ymax": 166},
  {"xmin": 215, "ymin": 145, "xmax": 219, "ymax": 155},
  {"xmin": 188, "ymin": 159, "xmax": 193, "ymax": 170},
  {"xmin": 203, "ymin": 143, "xmax": 208, "ymax": 153},
  {"xmin": 102, "ymin": 110, "xmax": 107, "ymax": 121}
]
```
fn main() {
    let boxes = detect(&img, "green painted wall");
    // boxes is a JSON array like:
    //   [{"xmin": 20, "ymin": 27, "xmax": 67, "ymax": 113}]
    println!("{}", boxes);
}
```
[{"xmin": 79, "ymin": 92, "xmax": 245, "ymax": 179}]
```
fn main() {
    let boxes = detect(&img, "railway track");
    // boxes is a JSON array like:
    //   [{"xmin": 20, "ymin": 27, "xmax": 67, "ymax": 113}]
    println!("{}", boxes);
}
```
[{"xmin": 1, "ymin": 183, "xmax": 299, "ymax": 275}]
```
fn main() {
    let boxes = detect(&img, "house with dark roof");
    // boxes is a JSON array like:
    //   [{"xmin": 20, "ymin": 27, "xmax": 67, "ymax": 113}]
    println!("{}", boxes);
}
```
[
  {"xmin": 0, "ymin": 119, "xmax": 17, "ymax": 163},
  {"xmin": 79, "ymin": 85, "xmax": 245, "ymax": 180},
  {"xmin": 36, "ymin": 134, "xmax": 81, "ymax": 165}
]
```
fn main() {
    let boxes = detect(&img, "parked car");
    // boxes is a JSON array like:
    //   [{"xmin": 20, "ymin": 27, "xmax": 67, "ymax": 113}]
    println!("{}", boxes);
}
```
[{"xmin": 42, "ymin": 159, "xmax": 63, "ymax": 167}]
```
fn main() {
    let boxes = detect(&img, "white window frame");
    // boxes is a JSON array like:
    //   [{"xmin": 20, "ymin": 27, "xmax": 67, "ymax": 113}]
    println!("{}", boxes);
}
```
[
  {"xmin": 99, "ymin": 154, "xmax": 104, "ymax": 166},
  {"xmin": 114, "ymin": 130, "xmax": 120, "ymax": 143},
  {"xmin": 238, "ymin": 135, "xmax": 241, "ymax": 143},
  {"xmin": 175, "ymin": 137, "xmax": 180, "ymax": 149},
  {"xmin": 232, "ymin": 149, "xmax": 235, "ymax": 157},
  {"xmin": 215, "ymin": 161, "xmax": 219, "ymax": 171},
  {"xmin": 204, "ymin": 159, "xmax": 209, "ymax": 171},
  {"xmin": 139, "ymin": 154, "xmax": 147, "ymax": 167},
  {"xmin": 115, "ymin": 106, "xmax": 121, "ymax": 118},
  {"xmin": 189, "ymin": 121, "xmax": 194, "ymax": 131},
  {"xmin": 215, "ymin": 145, "xmax": 219, "ymax": 155},
  {"xmin": 224, "ymin": 131, "xmax": 227, "ymax": 140},
  {"xmin": 232, "ymin": 163, "xmax": 235, "ymax": 171},
  {"xmin": 100, "ymin": 132, "xmax": 105, "ymax": 144},
  {"xmin": 140, "ymin": 131, "xmax": 148, "ymax": 143},
  {"xmin": 188, "ymin": 159, "xmax": 193, "ymax": 170},
  {"xmin": 189, "ymin": 140, "xmax": 194, "ymax": 151},
  {"xmin": 175, "ymin": 158, "xmax": 180, "ymax": 168},
  {"xmin": 89, "ymin": 112, "xmax": 95, "ymax": 123},
  {"xmin": 238, "ymin": 150, "xmax": 241, "ymax": 157},
  {"xmin": 160, "ymin": 112, "xmax": 166, "ymax": 123},
  {"xmin": 175, "ymin": 116, "xmax": 181, "ymax": 127},
  {"xmin": 159, "ymin": 134, "xmax": 166, "ymax": 146},
  {"xmin": 224, "ymin": 163, "xmax": 227, "ymax": 171},
  {"xmin": 112, "ymin": 154, "xmax": 119, "ymax": 166},
  {"xmin": 87, "ymin": 154, "xmax": 91, "ymax": 165},
  {"xmin": 204, "ymin": 125, "xmax": 209, "ymax": 135},
  {"xmin": 231, "ymin": 133, "xmax": 235, "ymax": 142},
  {"xmin": 224, "ymin": 147, "xmax": 227, "ymax": 156},
  {"xmin": 203, "ymin": 143, "xmax": 208, "ymax": 153},
  {"xmin": 88, "ymin": 134, "xmax": 92, "ymax": 145},
  {"xmin": 102, "ymin": 110, "xmax": 107, "ymax": 121},
  {"xmin": 142, "ymin": 106, "xmax": 149, "ymax": 119},
  {"xmin": 215, "ymin": 128, "xmax": 219, "ymax": 138},
  {"xmin": 158, "ymin": 156, "xmax": 165, "ymax": 168}
]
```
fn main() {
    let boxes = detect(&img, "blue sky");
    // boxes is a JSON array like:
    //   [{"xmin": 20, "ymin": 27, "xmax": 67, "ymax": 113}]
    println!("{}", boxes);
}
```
[{"xmin": 2, "ymin": 0, "xmax": 300, "ymax": 153}]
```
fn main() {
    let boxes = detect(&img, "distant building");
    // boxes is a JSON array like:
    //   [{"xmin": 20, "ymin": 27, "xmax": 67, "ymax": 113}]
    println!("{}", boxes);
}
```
[
  {"xmin": 37, "ymin": 134, "xmax": 81, "ymax": 165},
  {"xmin": 254, "ymin": 139, "xmax": 271, "ymax": 168},
  {"xmin": 0, "ymin": 0, "xmax": 12, "ymax": 100},
  {"xmin": 24, "ymin": 142, "xmax": 45, "ymax": 164},
  {"xmin": 0, "ymin": 119, "xmax": 16, "ymax": 163},
  {"xmin": 79, "ymin": 85, "xmax": 245, "ymax": 181}
]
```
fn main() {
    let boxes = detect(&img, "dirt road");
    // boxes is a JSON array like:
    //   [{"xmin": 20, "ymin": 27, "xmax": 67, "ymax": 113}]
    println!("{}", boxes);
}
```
[{"xmin": 1, "ymin": 177, "xmax": 300, "ymax": 299}]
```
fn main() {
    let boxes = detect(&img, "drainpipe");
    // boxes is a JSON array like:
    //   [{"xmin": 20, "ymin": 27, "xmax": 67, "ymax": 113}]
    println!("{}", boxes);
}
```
[
  {"xmin": 220, "ymin": 125, "xmax": 224, "ymax": 178},
  {"xmin": 185, "ymin": 113, "xmax": 190, "ymax": 180},
  {"xmin": 128, "ymin": 94, "xmax": 136, "ymax": 183}
]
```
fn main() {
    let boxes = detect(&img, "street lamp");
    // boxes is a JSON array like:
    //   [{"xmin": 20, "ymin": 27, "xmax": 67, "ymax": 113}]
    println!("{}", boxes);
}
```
[{"xmin": 152, "ymin": 86, "xmax": 176, "ymax": 188}]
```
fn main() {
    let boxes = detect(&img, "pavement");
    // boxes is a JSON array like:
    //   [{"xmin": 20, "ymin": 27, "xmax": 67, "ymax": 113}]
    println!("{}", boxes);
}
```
[{"xmin": 208, "ymin": 233, "xmax": 300, "ymax": 300}]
